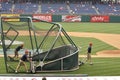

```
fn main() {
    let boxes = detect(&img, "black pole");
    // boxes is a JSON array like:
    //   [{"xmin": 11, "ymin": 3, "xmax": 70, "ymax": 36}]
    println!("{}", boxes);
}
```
[{"xmin": 0, "ymin": 17, "xmax": 8, "ymax": 72}]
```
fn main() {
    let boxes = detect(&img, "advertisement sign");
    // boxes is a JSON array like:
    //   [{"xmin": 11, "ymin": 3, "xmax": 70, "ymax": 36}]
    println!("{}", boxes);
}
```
[
  {"xmin": 90, "ymin": 15, "xmax": 109, "ymax": 22},
  {"xmin": 33, "ymin": 14, "xmax": 52, "ymax": 22},
  {"xmin": 1, "ymin": 14, "xmax": 20, "ymax": 21},
  {"xmin": 62, "ymin": 15, "xmax": 81, "ymax": 22}
]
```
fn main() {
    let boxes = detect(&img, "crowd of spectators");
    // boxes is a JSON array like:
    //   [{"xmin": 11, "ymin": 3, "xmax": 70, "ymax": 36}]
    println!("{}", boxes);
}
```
[{"xmin": 0, "ymin": 0, "xmax": 120, "ymax": 15}]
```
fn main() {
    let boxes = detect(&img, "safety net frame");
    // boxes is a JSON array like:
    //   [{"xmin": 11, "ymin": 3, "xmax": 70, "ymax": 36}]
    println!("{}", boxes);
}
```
[{"xmin": 0, "ymin": 16, "xmax": 79, "ymax": 73}]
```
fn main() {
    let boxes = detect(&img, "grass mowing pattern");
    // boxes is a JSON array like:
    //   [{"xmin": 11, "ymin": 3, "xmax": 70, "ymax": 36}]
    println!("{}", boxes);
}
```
[
  {"xmin": 52, "ymin": 58, "xmax": 120, "ymax": 76},
  {"xmin": 0, "ymin": 22, "xmax": 120, "ymax": 75},
  {"xmin": 61, "ymin": 23, "xmax": 120, "ymax": 34},
  {"xmin": 71, "ymin": 37, "xmax": 118, "ymax": 55},
  {"xmin": 1, "ymin": 36, "xmax": 117, "ymax": 55},
  {"xmin": 1, "ymin": 57, "xmax": 120, "ymax": 76},
  {"xmin": 0, "ymin": 58, "xmax": 6, "ymax": 74}
]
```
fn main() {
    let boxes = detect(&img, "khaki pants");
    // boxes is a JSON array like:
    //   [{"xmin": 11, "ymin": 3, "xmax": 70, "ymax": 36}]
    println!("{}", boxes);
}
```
[
  {"xmin": 86, "ymin": 53, "xmax": 92, "ymax": 64},
  {"xmin": 14, "ymin": 51, "xmax": 19, "ymax": 58},
  {"xmin": 16, "ymin": 60, "xmax": 28, "ymax": 72},
  {"xmin": 87, "ymin": 53, "xmax": 91, "ymax": 60}
]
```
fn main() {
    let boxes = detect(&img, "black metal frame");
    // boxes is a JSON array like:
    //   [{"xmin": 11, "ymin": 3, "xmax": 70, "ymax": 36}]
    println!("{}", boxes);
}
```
[{"xmin": 0, "ymin": 16, "xmax": 79, "ymax": 73}]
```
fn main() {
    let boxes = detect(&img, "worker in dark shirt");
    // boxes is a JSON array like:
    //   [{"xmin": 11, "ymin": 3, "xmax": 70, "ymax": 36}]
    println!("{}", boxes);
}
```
[
  {"xmin": 86, "ymin": 42, "xmax": 93, "ymax": 65},
  {"xmin": 15, "ymin": 50, "xmax": 30, "ymax": 73},
  {"xmin": 13, "ymin": 44, "xmax": 24, "ymax": 58}
]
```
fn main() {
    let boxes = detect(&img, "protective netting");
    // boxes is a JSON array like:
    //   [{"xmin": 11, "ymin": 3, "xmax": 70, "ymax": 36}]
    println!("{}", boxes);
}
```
[{"xmin": 0, "ymin": 17, "xmax": 79, "ymax": 73}]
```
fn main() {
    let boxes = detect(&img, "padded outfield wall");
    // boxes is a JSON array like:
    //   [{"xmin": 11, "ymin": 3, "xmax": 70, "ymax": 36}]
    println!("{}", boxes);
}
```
[{"xmin": 0, "ymin": 14, "xmax": 120, "ymax": 22}]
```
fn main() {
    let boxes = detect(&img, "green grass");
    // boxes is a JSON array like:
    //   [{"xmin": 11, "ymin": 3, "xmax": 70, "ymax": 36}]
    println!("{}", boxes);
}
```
[
  {"xmin": 0, "ymin": 58, "xmax": 6, "ymax": 73},
  {"xmin": 1, "ymin": 57, "xmax": 120, "ymax": 76},
  {"xmin": 0, "ymin": 37, "xmax": 119, "ymax": 75},
  {"xmin": 60, "ymin": 22, "xmax": 120, "ymax": 34},
  {"xmin": 0, "ymin": 22, "xmax": 120, "ymax": 75},
  {"xmin": 60, "ymin": 58, "xmax": 120, "ymax": 76},
  {"xmin": 71, "ymin": 37, "xmax": 118, "ymax": 55},
  {"xmin": 1, "ymin": 36, "xmax": 117, "ymax": 55},
  {"xmin": 2, "ymin": 22, "xmax": 120, "ymax": 34}
]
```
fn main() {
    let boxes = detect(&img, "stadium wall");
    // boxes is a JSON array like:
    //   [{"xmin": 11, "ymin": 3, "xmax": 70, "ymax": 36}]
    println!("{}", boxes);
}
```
[{"xmin": 0, "ymin": 14, "xmax": 120, "ymax": 22}]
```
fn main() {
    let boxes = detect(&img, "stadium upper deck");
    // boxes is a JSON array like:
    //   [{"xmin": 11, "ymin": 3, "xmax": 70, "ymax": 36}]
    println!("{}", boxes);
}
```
[{"xmin": 0, "ymin": 0, "xmax": 120, "ymax": 15}]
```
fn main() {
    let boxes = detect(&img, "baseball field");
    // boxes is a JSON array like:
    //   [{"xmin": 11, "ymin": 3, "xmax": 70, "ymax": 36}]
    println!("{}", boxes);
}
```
[{"xmin": 0, "ymin": 22, "xmax": 120, "ymax": 76}]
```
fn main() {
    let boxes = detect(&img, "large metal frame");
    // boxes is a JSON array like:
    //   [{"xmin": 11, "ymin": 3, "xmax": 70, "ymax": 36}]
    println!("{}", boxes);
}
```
[
  {"xmin": 0, "ymin": 17, "xmax": 33, "ymax": 72},
  {"xmin": 0, "ymin": 17, "xmax": 79, "ymax": 73}
]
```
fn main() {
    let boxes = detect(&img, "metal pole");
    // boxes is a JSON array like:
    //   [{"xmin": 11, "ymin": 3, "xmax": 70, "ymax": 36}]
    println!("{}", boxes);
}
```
[{"xmin": 0, "ymin": 17, "xmax": 8, "ymax": 72}]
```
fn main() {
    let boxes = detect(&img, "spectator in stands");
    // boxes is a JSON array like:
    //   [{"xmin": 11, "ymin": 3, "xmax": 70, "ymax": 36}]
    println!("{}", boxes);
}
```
[{"xmin": 0, "ymin": 4, "xmax": 2, "ymax": 12}]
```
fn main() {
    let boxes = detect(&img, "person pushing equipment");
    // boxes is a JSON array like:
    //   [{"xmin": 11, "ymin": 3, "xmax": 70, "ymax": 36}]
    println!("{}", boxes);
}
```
[
  {"xmin": 79, "ymin": 42, "xmax": 93, "ymax": 66},
  {"xmin": 86, "ymin": 42, "xmax": 93, "ymax": 65},
  {"xmin": 15, "ymin": 50, "xmax": 31, "ymax": 73},
  {"xmin": 13, "ymin": 44, "xmax": 24, "ymax": 58}
]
